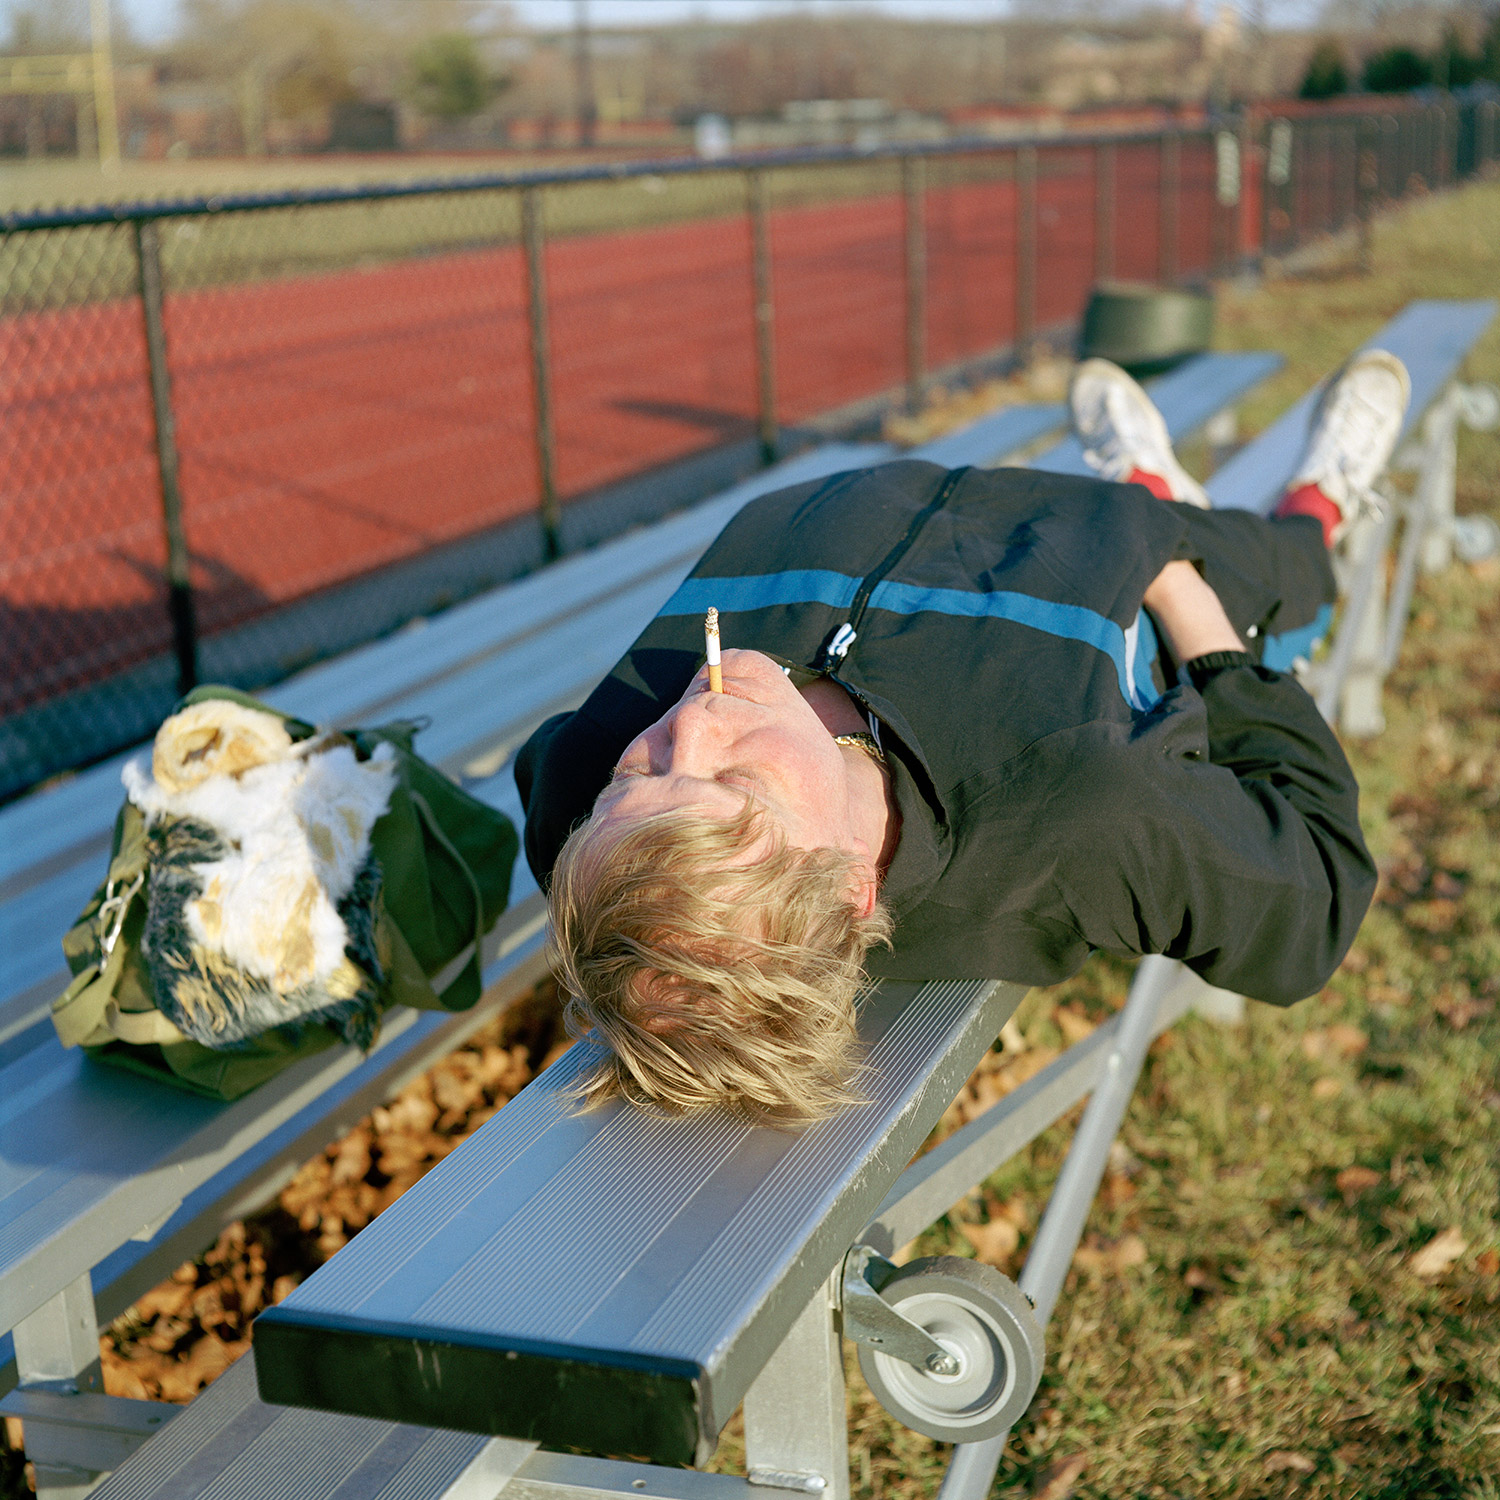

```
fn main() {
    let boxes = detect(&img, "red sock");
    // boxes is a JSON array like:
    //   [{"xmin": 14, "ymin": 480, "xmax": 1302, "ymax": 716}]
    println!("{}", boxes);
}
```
[
  {"xmin": 1274, "ymin": 483, "xmax": 1341, "ymax": 547},
  {"xmin": 1125, "ymin": 468, "xmax": 1175, "ymax": 501}
]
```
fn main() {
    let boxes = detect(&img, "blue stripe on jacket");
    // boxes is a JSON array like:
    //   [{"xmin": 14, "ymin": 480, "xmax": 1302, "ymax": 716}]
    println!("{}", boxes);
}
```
[
  {"xmin": 1261, "ymin": 602, "xmax": 1334, "ymax": 672},
  {"xmin": 660, "ymin": 571, "xmax": 1162, "ymax": 710}
]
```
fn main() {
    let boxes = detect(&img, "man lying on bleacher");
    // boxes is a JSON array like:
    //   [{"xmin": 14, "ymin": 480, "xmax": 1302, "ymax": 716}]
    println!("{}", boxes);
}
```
[{"xmin": 516, "ymin": 352, "xmax": 1410, "ymax": 1124}]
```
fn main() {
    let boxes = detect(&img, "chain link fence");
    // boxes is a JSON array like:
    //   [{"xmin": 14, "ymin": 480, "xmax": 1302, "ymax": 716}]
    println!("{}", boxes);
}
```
[{"xmin": 4, "ymin": 96, "xmax": 1498, "ymax": 800}]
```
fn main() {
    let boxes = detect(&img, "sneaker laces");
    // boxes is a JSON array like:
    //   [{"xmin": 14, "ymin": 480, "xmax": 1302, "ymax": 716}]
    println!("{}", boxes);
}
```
[
  {"xmin": 1300, "ymin": 373, "xmax": 1405, "ymax": 505},
  {"xmin": 1081, "ymin": 387, "xmax": 1166, "ymax": 482}
]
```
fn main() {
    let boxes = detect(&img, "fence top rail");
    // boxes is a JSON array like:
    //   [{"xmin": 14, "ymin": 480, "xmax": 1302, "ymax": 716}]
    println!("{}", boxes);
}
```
[{"xmin": 0, "ymin": 119, "xmax": 1284, "ymax": 236}]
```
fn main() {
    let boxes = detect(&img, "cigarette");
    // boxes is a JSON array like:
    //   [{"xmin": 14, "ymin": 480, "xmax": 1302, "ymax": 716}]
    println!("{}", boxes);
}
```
[{"xmin": 705, "ymin": 607, "xmax": 723, "ymax": 693}]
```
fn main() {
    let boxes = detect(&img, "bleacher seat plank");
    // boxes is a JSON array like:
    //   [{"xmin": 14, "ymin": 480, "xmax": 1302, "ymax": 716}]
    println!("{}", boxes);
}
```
[
  {"xmin": 85, "ymin": 1355, "xmax": 535, "ymax": 1500},
  {"xmin": 1209, "ymin": 301, "xmax": 1496, "ymax": 514},
  {"xmin": 1029, "ymin": 351, "xmax": 1283, "ymax": 475},
  {"xmin": 253, "ymin": 979, "xmax": 1026, "ymax": 1465},
  {"xmin": 903, "ymin": 403, "xmax": 1065, "ymax": 469}
]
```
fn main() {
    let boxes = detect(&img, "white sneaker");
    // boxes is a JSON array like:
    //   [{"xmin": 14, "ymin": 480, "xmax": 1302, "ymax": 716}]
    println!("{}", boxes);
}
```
[
  {"xmin": 1286, "ymin": 349, "xmax": 1411, "ymax": 540},
  {"xmin": 1068, "ymin": 358, "xmax": 1211, "ymax": 509}
]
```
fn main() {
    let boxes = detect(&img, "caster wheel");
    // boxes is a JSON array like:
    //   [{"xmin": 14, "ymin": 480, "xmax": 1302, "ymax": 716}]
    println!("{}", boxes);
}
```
[{"xmin": 856, "ymin": 1257, "xmax": 1043, "ymax": 1444}]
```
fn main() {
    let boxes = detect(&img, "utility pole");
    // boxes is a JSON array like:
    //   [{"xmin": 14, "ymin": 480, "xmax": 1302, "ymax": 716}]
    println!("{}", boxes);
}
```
[
  {"xmin": 89, "ymin": 0, "xmax": 121, "ymax": 169},
  {"xmin": 574, "ymin": 0, "xmax": 596, "ymax": 148}
]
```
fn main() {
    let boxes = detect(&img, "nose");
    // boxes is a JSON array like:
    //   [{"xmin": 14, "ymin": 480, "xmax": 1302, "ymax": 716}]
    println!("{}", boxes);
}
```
[{"xmin": 666, "ymin": 692, "xmax": 729, "ymax": 773}]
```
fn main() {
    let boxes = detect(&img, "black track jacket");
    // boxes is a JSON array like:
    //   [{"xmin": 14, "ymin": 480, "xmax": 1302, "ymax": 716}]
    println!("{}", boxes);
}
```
[{"xmin": 517, "ymin": 461, "xmax": 1376, "ymax": 1005}]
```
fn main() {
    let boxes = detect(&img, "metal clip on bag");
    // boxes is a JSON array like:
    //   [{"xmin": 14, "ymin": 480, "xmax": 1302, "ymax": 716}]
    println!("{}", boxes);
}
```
[{"xmin": 50, "ymin": 686, "xmax": 518, "ymax": 1100}]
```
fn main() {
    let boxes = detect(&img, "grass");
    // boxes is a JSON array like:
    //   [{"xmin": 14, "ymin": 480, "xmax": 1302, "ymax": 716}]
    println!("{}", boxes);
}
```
[{"xmin": 5, "ymin": 178, "xmax": 1500, "ymax": 1499}]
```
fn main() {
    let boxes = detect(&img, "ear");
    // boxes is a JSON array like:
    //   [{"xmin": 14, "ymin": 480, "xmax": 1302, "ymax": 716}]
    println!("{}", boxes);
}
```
[{"xmin": 850, "ymin": 864, "xmax": 880, "ymax": 920}]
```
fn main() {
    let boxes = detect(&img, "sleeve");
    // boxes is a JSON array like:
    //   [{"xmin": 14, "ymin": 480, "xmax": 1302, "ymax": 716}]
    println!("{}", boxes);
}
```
[
  {"xmin": 514, "ymin": 706, "xmax": 628, "ymax": 891},
  {"xmin": 1064, "ymin": 663, "xmax": 1376, "ymax": 1005}
]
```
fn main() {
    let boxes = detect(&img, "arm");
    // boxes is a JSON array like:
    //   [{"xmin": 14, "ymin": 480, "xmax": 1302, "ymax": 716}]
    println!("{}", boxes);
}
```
[
  {"xmin": 1067, "ymin": 563, "xmax": 1375, "ymax": 1003},
  {"xmin": 1142, "ymin": 558, "xmax": 1246, "ymax": 663}
]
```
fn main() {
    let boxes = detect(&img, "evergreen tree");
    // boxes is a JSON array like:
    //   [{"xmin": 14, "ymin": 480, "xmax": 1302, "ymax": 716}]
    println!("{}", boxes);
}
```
[
  {"xmin": 1362, "ymin": 45, "xmax": 1434, "ymax": 93},
  {"xmin": 1300, "ymin": 39, "xmax": 1349, "ymax": 99},
  {"xmin": 1436, "ymin": 22, "xmax": 1480, "ymax": 87}
]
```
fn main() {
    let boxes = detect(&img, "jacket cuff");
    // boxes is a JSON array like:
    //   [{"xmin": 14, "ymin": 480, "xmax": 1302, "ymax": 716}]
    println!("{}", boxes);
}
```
[{"xmin": 1184, "ymin": 650, "xmax": 1253, "ymax": 692}]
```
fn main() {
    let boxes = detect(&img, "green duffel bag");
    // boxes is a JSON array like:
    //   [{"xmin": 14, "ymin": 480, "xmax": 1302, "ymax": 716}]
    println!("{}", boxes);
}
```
[{"xmin": 51, "ymin": 686, "xmax": 518, "ymax": 1100}]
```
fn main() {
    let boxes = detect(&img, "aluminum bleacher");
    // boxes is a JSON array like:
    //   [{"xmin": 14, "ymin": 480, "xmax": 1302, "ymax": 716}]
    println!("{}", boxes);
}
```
[{"xmin": 2, "ymin": 347, "xmax": 1313, "ymax": 1498}]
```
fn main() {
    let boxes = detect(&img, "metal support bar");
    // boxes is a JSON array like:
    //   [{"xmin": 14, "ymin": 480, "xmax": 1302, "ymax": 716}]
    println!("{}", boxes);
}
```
[
  {"xmin": 1313, "ymin": 504, "xmax": 1396, "ymax": 734},
  {"xmin": 747, "ymin": 169, "xmax": 779, "ymax": 466},
  {"xmin": 901, "ymin": 155, "xmax": 927, "ymax": 416},
  {"xmin": 1417, "ymin": 397, "xmax": 1461, "ymax": 576},
  {"xmin": 1094, "ymin": 140, "xmax": 1115, "ymax": 282},
  {"xmin": 742, "ymin": 1272, "xmax": 849, "ymax": 1500},
  {"xmin": 521, "ymin": 185, "xmax": 561, "ymax": 562},
  {"xmin": 1159, "ymin": 132, "xmax": 1180, "ymax": 284},
  {"xmin": 1014, "ymin": 146, "xmax": 1036, "ymax": 366},
  {"xmin": 0, "ymin": 1388, "xmax": 174, "ymax": 1477},
  {"xmin": 862, "ymin": 969, "xmax": 1203, "ymax": 1258},
  {"xmin": 1385, "ymin": 382, "xmax": 1500, "ymax": 669},
  {"xmin": 11, "ymin": 1272, "xmax": 105, "ymax": 1499},
  {"xmin": 134, "ymin": 218, "xmax": 197, "ymax": 697},
  {"xmin": 936, "ymin": 956, "xmax": 1191, "ymax": 1500},
  {"xmin": 506, "ymin": 1451, "xmax": 763, "ymax": 1500}
]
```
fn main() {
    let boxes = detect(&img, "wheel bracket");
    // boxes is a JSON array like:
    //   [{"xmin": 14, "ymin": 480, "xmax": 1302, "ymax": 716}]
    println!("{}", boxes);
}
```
[{"xmin": 839, "ymin": 1245, "xmax": 959, "ymax": 1376}]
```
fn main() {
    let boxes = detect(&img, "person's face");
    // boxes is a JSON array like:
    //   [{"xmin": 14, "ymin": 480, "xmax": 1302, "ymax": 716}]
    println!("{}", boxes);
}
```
[{"xmin": 592, "ymin": 649, "xmax": 876, "ymax": 885}]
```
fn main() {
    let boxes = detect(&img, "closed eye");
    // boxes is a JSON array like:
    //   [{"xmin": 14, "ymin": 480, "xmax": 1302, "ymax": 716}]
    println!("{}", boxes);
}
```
[{"xmin": 716, "ymin": 769, "xmax": 763, "ymax": 795}]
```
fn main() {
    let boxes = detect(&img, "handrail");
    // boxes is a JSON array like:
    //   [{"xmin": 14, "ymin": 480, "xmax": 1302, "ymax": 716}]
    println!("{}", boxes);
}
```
[{"xmin": 0, "ymin": 118, "xmax": 1344, "ymax": 234}]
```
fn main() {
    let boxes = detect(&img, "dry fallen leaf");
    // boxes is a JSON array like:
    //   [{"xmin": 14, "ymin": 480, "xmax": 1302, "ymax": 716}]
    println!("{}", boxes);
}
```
[
  {"xmin": 1408, "ymin": 1226, "xmax": 1468, "ymax": 1279},
  {"xmin": 1335, "ymin": 1166, "xmax": 1382, "ymax": 1202},
  {"xmin": 1055, "ymin": 1006, "xmax": 1096, "ymax": 1045},
  {"xmin": 1476, "ymin": 1249, "xmax": 1499, "ymax": 1275},
  {"xmin": 1073, "ymin": 1234, "xmax": 1147, "ymax": 1277},
  {"xmin": 1264, "ymin": 1450, "xmax": 1316, "ymax": 1474},
  {"xmin": 961, "ymin": 1217, "xmax": 1020, "ymax": 1268},
  {"xmin": 1031, "ymin": 1452, "xmax": 1088, "ymax": 1500},
  {"xmin": 1312, "ymin": 1077, "xmax": 1343, "ymax": 1100},
  {"xmin": 1433, "ymin": 987, "xmax": 1493, "ymax": 1029},
  {"xmin": 1302, "ymin": 1025, "xmax": 1369, "ymax": 1062}
]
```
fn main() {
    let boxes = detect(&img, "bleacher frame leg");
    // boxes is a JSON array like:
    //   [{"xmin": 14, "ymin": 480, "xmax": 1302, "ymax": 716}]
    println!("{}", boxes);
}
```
[
  {"xmin": 9, "ymin": 1272, "xmax": 105, "ymax": 1499},
  {"xmin": 742, "ymin": 1272, "xmax": 849, "ymax": 1500},
  {"xmin": 936, "ymin": 957, "xmax": 1184, "ymax": 1500},
  {"xmin": 1338, "ymin": 508, "xmax": 1393, "ymax": 739}
]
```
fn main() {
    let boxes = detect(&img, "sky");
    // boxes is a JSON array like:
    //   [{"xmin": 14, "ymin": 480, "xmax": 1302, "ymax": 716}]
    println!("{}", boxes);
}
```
[
  {"xmin": 112, "ymin": 0, "xmax": 1291, "ymax": 46},
  {"xmin": 104, "ymin": 0, "xmax": 1330, "ymax": 47}
]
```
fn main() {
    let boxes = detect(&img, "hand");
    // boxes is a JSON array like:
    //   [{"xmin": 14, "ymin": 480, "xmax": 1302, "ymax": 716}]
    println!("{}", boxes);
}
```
[{"xmin": 1143, "ymin": 560, "xmax": 1244, "ymax": 665}]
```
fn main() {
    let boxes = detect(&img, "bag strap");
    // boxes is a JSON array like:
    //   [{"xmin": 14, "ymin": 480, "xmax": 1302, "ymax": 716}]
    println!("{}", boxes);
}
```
[
  {"xmin": 104, "ymin": 1001, "xmax": 189, "ymax": 1046},
  {"xmin": 409, "ymin": 789, "xmax": 487, "ymax": 1006}
]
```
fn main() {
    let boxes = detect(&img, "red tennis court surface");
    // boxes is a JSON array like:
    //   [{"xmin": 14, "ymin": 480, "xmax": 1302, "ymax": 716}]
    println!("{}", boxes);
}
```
[{"xmin": 3, "ymin": 152, "xmax": 1224, "ymax": 716}]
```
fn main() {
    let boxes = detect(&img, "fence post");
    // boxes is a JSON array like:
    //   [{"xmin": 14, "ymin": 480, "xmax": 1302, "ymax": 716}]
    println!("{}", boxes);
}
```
[
  {"xmin": 746, "ymin": 168, "xmax": 778, "ymax": 466},
  {"xmin": 1094, "ymin": 139, "xmax": 1115, "ymax": 282},
  {"xmin": 521, "ymin": 185, "xmax": 561, "ymax": 563},
  {"xmin": 1159, "ymin": 130, "xmax": 1180, "ymax": 283},
  {"xmin": 1015, "ymin": 144, "xmax": 1036, "ymax": 366},
  {"xmin": 902, "ymin": 154, "xmax": 927, "ymax": 415},
  {"xmin": 1213, "ymin": 127, "xmax": 1241, "ymax": 276},
  {"xmin": 1357, "ymin": 115, "xmax": 1379, "ymax": 272},
  {"xmin": 1237, "ymin": 113, "xmax": 1255, "ymax": 270},
  {"xmin": 133, "ymin": 218, "xmax": 197, "ymax": 696}
]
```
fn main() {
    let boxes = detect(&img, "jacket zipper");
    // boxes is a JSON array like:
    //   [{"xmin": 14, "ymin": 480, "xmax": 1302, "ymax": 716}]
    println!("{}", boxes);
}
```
[{"xmin": 812, "ymin": 465, "xmax": 971, "ymax": 672}]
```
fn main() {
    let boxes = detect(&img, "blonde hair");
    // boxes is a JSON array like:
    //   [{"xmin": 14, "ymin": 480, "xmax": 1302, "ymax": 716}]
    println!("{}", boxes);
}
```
[{"xmin": 547, "ymin": 798, "xmax": 891, "ymax": 1127}]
